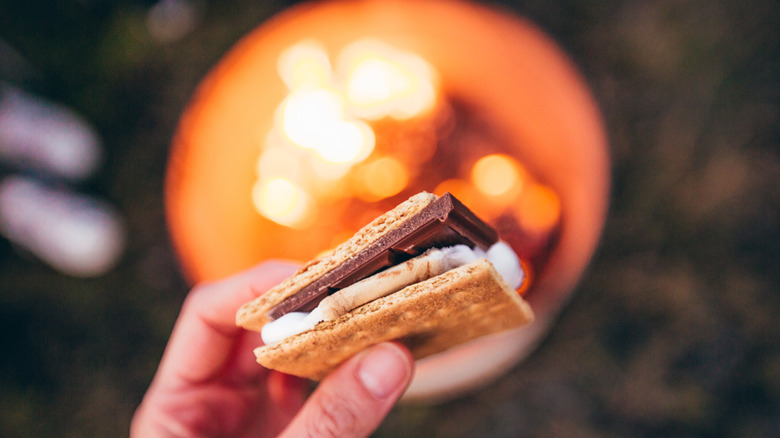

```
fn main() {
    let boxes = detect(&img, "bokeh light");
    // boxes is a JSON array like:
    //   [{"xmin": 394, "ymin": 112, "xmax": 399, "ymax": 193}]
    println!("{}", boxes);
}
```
[
  {"xmin": 471, "ymin": 153, "xmax": 525, "ymax": 198},
  {"xmin": 252, "ymin": 177, "xmax": 314, "ymax": 228},
  {"xmin": 517, "ymin": 184, "xmax": 561, "ymax": 234}
]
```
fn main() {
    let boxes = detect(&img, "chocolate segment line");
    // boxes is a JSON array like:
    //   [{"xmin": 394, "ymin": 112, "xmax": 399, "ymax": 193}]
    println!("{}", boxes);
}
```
[{"xmin": 266, "ymin": 193, "xmax": 498, "ymax": 321}]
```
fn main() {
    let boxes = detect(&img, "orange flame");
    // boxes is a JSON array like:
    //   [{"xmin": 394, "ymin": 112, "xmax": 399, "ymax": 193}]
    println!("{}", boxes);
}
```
[{"xmin": 252, "ymin": 39, "xmax": 440, "ymax": 227}]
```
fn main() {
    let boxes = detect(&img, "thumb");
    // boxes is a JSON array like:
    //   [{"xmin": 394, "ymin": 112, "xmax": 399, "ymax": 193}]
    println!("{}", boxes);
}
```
[{"xmin": 279, "ymin": 342, "xmax": 414, "ymax": 438}]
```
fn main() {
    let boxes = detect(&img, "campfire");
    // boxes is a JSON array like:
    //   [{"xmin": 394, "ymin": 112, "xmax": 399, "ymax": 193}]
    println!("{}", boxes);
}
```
[
  {"xmin": 165, "ymin": 0, "xmax": 609, "ymax": 399},
  {"xmin": 247, "ymin": 35, "xmax": 560, "ymax": 276}
]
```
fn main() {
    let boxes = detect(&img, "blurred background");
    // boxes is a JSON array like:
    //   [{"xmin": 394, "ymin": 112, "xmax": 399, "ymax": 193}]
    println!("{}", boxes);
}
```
[{"xmin": 0, "ymin": 0, "xmax": 778, "ymax": 436}]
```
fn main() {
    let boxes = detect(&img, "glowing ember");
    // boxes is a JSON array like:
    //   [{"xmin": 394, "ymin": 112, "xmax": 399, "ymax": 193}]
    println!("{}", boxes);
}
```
[
  {"xmin": 516, "ymin": 184, "xmax": 561, "ymax": 233},
  {"xmin": 251, "ymin": 177, "xmax": 315, "ymax": 229},
  {"xmin": 340, "ymin": 39, "xmax": 437, "ymax": 120},
  {"xmin": 277, "ymin": 40, "xmax": 332, "ymax": 89},
  {"xmin": 246, "ymin": 38, "xmax": 565, "ymax": 277},
  {"xmin": 252, "ymin": 39, "xmax": 439, "ymax": 226},
  {"xmin": 355, "ymin": 156, "xmax": 410, "ymax": 201},
  {"xmin": 471, "ymin": 153, "xmax": 526, "ymax": 198}
]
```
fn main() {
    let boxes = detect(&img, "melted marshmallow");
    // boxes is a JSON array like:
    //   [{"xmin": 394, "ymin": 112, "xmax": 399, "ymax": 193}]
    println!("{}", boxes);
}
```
[{"xmin": 261, "ymin": 242, "xmax": 524, "ymax": 345}]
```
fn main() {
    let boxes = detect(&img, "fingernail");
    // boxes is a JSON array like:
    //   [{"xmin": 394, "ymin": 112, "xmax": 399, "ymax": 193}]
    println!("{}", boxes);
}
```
[{"xmin": 357, "ymin": 343, "xmax": 411, "ymax": 399}]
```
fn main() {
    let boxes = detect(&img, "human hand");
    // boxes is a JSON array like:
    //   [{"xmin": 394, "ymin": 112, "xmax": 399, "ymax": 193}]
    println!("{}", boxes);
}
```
[{"xmin": 131, "ymin": 261, "xmax": 415, "ymax": 437}]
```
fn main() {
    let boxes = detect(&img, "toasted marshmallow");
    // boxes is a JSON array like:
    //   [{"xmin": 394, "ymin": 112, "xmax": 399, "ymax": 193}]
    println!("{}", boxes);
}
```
[{"xmin": 260, "ymin": 242, "xmax": 524, "ymax": 345}]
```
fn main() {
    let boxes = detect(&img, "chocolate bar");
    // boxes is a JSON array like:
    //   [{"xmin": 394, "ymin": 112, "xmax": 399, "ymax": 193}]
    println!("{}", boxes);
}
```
[{"xmin": 266, "ymin": 193, "xmax": 498, "ymax": 320}]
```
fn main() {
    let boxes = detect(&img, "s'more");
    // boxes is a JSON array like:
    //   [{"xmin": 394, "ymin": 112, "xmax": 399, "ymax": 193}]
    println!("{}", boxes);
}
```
[{"xmin": 236, "ymin": 192, "xmax": 534, "ymax": 380}]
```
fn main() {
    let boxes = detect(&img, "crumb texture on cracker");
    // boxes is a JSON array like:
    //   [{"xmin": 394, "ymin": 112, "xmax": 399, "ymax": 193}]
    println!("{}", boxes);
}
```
[{"xmin": 236, "ymin": 192, "xmax": 438, "ymax": 330}]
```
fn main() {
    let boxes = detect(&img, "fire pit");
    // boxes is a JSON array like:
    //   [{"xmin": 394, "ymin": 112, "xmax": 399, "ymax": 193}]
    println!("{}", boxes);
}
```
[{"xmin": 165, "ymin": 0, "xmax": 609, "ymax": 399}]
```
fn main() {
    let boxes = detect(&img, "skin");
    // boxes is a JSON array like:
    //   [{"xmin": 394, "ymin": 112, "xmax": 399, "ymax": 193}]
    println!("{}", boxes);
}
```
[{"xmin": 131, "ymin": 261, "xmax": 415, "ymax": 438}]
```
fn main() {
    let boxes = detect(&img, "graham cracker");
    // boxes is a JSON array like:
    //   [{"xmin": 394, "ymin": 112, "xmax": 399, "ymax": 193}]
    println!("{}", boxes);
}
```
[
  {"xmin": 253, "ymin": 259, "xmax": 534, "ymax": 380},
  {"xmin": 236, "ymin": 192, "xmax": 438, "ymax": 330}
]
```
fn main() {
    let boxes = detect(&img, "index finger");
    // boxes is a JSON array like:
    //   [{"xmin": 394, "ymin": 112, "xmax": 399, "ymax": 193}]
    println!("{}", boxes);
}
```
[{"xmin": 155, "ymin": 261, "xmax": 299, "ymax": 386}]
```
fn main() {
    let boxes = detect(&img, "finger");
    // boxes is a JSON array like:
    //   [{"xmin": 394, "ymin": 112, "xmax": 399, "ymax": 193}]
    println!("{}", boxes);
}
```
[
  {"xmin": 155, "ymin": 261, "xmax": 299, "ymax": 386},
  {"xmin": 279, "ymin": 342, "xmax": 414, "ymax": 438},
  {"xmin": 267, "ymin": 371, "xmax": 308, "ymax": 418}
]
